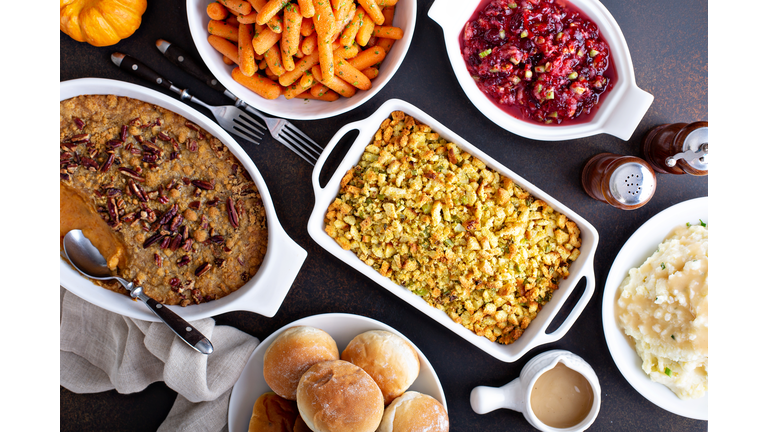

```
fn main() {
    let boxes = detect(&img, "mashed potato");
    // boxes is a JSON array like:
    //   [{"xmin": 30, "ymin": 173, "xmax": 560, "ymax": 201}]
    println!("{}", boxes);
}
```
[{"xmin": 616, "ymin": 223, "xmax": 708, "ymax": 399}]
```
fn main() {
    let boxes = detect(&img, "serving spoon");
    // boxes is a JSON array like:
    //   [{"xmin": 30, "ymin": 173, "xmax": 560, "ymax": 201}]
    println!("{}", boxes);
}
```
[{"xmin": 62, "ymin": 229, "xmax": 214, "ymax": 355}]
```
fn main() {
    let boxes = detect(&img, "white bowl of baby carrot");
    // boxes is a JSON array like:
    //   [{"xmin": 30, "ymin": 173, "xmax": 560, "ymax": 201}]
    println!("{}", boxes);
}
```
[{"xmin": 187, "ymin": 0, "xmax": 415, "ymax": 120}]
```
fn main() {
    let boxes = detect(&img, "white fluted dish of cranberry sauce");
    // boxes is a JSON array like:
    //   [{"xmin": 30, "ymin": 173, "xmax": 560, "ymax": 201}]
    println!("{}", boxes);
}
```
[
  {"xmin": 462, "ymin": 0, "xmax": 615, "ymax": 125},
  {"xmin": 429, "ymin": 0, "xmax": 653, "ymax": 141}
]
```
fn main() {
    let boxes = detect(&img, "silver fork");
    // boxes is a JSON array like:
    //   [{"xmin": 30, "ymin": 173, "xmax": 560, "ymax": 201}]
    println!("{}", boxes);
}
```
[
  {"xmin": 232, "ymin": 98, "xmax": 323, "ymax": 165},
  {"xmin": 155, "ymin": 39, "xmax": 323, "ymax": 165},
  {"xmin": 111, "ymin": 53, "xmax": 265, "ymax": 146}
]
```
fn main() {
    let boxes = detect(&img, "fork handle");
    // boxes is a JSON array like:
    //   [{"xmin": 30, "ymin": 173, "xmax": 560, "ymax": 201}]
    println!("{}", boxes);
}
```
[{"xmin": 156, "ymin": 39, "xmax": 228, "ymax": 93}]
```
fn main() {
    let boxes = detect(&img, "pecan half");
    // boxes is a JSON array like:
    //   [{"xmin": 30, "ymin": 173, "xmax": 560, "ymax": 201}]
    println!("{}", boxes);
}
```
[
  {"xmin": 176, "ymin": 255, "xmax": 191, "ymax": 267},
  {"xmin": 118, "ymin": 167, "xmax": 145, "ymax": 182},
  {"xmin": 99, "ymin": 153, "xmax": 115, "ymax": 172},
  {"xmin": 194, "ymin": 263, "xmax": 212, "ymax": 277},
  {"xmin": 226, "ymin": 197, "xmax": 239, "ymax": 228},
  {"xmin": 128, "ymin": 180, "xmax": 148, "ymax": 202},
  {"xmin": 143, "ymin": 232, "xmax": 164, "ymax": 249},
  {"xmin": 191, "ymin": 179, "xmax": 214, "ymax": 190}
]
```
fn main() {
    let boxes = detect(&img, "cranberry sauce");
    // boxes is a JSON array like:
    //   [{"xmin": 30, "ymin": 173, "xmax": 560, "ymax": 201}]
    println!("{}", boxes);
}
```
[{"xmin": 460, "ymin": 0, "xmax": 616, "ymax": 125}]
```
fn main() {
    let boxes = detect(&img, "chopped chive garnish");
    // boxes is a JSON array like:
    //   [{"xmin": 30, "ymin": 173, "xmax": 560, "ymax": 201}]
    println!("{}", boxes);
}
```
[
  {"xmin": 664, "ymin": 367, "xmax": 672, "ymax": 377},
  {"xmin": 479, "ymin": 48, "xmax": 492, "ymax": 58}
]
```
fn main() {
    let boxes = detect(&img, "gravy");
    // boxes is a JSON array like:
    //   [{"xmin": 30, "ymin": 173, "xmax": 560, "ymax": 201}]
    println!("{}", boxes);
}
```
[{"xmin": 530, "ymin": 362, "xmax": 594, "ymax": 428}]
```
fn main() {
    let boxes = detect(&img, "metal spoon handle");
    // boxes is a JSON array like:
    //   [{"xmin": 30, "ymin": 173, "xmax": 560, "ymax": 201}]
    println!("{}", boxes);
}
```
[{"xmin": 132, "ymin": 287, "xmax": 213, "ymax": 355}]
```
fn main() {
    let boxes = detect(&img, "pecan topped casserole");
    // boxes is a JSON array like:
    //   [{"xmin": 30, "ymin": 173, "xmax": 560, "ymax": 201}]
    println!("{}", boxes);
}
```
[
  {"xmin": 60, "ymin": 94, "xmax": 268, "ymax": 306},
  {"xmin": 324, "ymin": 111, "xmax": 581, "ymax": 344}
]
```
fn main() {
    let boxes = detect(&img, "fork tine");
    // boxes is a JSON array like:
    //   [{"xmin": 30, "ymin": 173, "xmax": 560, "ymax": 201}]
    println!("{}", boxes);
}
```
[
  {"xmin": 233, "ymin": 116, "xmax": 266, "ymax": 139},
  {"xmin": 235, "ymin": 113, "xmax": 268, "ymax": 132},
  {"xmin": 275, "ymin": 136, "xmax": 317, "ymax": 165},
  {"xmin": 279, "ymin": 129, "xmax": 322, "ymax": 161},
  {"xmin": 282, "ymin": 123, "xmax": 324, "ymax": 154},
  {"xmin": 230, "ymin": 123, "xmax": 264, "ymax": 145}
]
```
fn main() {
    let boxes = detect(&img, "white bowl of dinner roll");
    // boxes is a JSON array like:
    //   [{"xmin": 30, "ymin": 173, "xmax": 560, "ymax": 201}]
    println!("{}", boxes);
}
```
[{"xmin": 228, "ymin": 313, "xmax": 447, "ymax": 432}]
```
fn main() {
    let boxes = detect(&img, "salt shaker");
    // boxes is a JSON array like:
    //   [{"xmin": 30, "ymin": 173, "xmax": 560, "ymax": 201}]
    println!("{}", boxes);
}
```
[
  {"xmin": 581, "ymin": 153, "xmax": 656, "ymax": 210},
  {"xmin": 642, "ymin": 121, "xmax": 708, "ymax": 176}
]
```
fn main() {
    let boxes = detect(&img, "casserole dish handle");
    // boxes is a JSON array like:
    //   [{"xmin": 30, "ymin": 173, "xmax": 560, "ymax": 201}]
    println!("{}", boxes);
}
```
[
  {"xmin": 311, "ymin": 118, "xmax": 368, "ymax": 197},
  {"xmin": 427, "ymin": 0, "xmax": 455, "ymax": 28},
  {"xmin": 539, "ymin": 265, "xmax": 595, "ymax": 344},
  {"xmin": 601, "ymin": 84, "xmax": 654, "ymax": 140}
]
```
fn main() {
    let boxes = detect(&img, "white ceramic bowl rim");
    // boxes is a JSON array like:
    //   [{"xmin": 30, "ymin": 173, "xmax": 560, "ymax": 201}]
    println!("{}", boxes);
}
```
[
  {"xmin": 186, "ymin": 0, "xmax": 417, "ymax": 120},
  {"xmin": 60, "ymin": 78, "xmax": 307, "ymax": 321},
  {"xmin": 428, "ymin": 0, "xmax": 653, "ymax": 141}
]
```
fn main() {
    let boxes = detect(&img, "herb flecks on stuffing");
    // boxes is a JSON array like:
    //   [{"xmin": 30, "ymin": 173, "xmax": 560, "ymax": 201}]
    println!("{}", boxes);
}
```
[{"xmin": 324, "ymin": 111, "xmax": 581, "ymax": 344}]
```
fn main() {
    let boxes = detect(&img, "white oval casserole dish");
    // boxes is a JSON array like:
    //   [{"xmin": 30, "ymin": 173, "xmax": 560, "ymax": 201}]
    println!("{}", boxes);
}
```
[
  {"xmin": 307, "ymin": 98, "xmax": 599, "ymax": 362},
  {"xmin": 186, "ymin": 0, "xmax": 417, "ymax": 120},
  {"xmin": 428, "ymin": 0, "xmax": 654, "ymax": 141},
  {"xmin": 60, "ymin": 78, "xmax": 307, "ymax": 321}
]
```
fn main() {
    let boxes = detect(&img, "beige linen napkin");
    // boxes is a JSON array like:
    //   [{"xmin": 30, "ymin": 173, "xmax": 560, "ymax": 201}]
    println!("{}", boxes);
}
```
[{"xmin": 60, "ymin": 287, "xmax": 259, "ymax": 432}]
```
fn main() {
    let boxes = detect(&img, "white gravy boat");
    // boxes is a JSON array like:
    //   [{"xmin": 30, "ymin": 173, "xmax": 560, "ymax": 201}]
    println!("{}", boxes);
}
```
[{"xmin": 470, "ymin": 350, "xmax": 601, "ymax": 431}]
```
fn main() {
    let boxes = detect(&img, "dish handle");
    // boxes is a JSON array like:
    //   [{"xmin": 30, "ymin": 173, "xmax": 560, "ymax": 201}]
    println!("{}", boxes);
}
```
[
  {"xmin": 601, "ymin": 84, "xmax": 654, "ymax": 141},
  {"xmin": 539, "ymin": 266, "xmax": 596, "ymax": 345},
  {"xmin": 311, "ymin": 119, "xmax": 367, "ymax": 198},
  {"xmin": 427, "ymin": 0, "xmax": 454, "ymax": 28}
]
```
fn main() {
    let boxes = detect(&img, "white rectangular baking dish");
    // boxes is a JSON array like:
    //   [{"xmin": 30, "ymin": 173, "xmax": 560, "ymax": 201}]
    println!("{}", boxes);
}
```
[
  {"xmin": 307, "ymin": 99, "xmax": 598, "ymax": 362},
  {"xmin": 60, "ymin": 78, "xmax": 307, "ymax": 321}
]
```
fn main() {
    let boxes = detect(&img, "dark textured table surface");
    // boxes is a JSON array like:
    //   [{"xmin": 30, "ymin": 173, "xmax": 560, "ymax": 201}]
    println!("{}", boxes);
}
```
[{"xmin": 60, "ymin": 0, "xmax": 708, "ymax": 430}]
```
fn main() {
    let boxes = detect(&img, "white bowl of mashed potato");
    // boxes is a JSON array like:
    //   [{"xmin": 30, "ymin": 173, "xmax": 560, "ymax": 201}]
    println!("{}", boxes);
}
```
[{"xmin": 602, "ymin": 197, "xmax": 707, "ymax": 420}]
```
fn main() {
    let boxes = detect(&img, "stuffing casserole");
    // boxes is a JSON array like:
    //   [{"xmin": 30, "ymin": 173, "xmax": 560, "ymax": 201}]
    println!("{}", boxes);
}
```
[
  {"xmin": 324, "ymin": 111, "xmax": 581, "ymax": 343},
  {"xmin": 60, "ymin": 94, "xmax": 268, "ymax": 306}
]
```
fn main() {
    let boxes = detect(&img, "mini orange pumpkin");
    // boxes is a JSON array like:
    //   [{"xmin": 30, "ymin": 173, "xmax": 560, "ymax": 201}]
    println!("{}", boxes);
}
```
[{"xmin": 60, "ymin": 0, "xmax": 148, "ymax": 47}]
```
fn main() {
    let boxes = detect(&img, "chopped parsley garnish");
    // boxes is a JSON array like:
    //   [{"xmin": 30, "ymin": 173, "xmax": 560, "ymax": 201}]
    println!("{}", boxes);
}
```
[
  {"xmin": 699, "ymin": 219, "xmax": 707, "ymax": 227},
  {"xmin": 660, "ymin": 262, "xmax": 666, "ymax": 270}
]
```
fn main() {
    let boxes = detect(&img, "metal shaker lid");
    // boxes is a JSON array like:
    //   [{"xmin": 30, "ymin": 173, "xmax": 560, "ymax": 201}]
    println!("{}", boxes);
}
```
[{"xmin": 608, "ymin": 161, "xmax": 656, "ymax": 206}]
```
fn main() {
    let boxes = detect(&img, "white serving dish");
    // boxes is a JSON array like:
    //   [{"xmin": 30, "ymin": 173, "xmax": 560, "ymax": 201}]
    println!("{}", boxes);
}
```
[
  {"xmin": 307, "ymin": 98, "xmax": 599, "ymax": 363},
  {"xmin": 60, "ymin": 78, "xmax": 307, "ymax": 321},
  {"xmin": 228, "ymin": 313, "xmax": 447, "ymax": 432},
  {"xmin": 602, "ymin": 196, "xmax": 707, "ymax": 420},
  {"xmin": 428, "ymin": 0, "xmax": 654, "ymax": 141},
  {"xmin": 186, "ymin": 0, "xmax": 417, "ymax": 120}
]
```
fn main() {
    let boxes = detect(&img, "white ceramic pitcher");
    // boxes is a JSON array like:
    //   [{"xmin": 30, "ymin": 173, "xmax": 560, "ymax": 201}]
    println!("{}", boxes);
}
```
[{"xmin": 470, "ymin": 350, "xmax": 601, "ymax": 431}]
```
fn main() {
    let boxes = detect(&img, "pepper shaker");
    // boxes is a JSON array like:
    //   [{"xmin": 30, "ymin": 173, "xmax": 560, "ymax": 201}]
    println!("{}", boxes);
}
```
[
  {"xmin": 642, "ymin": 121, "xmax": 708, "ymax": 176},
  {"xmin": 581, "ymin": 153, "xmax": 656, "ymax": 210}
]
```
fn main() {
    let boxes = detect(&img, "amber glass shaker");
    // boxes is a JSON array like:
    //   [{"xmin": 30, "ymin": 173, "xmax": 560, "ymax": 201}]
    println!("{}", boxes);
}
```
[
  {"xmin": 642, "ymin": 121, "xmax": 708, "ymax": 175},
  {"xmin": 581, "ymin": 153, "xmax": 656, "ymax": 210}
]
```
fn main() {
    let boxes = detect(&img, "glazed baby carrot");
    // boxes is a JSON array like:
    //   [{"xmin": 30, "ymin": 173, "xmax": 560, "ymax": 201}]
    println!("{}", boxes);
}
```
[
  {"xmin": 357, "ymin": 0, "xmax": 384, "ymax": 25},
  {"xmin": 361, "ymin": 66, "xmax": 378, "ymax": 79},
  {"xmin": 208, "ymin": 2, "xmax": 230, "ymax": 20},
  {"xmin": 348, "ymin": 45, "xmax": 385, "ymax": 70},
  {"xmin": 318, "ymin": 40, "xmax": 334, "ymax": 81},
  {"xmin": 278, "ymin": 49, "xmax": 320, "ymax": 86},
  {"xmin": 219, "ymin": 0, "xmax": 253, "ymax": 15},
  {"xmin": 232, "ymin": 66, "xmax": 281, "ymax": 99},
  {"xmin": 376, "ymin": 0, "xmax": 397, "ymax": 6},
  {"xmin": 333, "ymin": 55, "xmax": 371, "ymax": 90},
  {"xmin": 297, "ymin": 0, "xmax": 314, "ymax": 18},
  {"xmin": 341, "ymin": 6, "xmax": 364, "ymax": 47},
  {"xmin": 282, "ymin": 48, "xmax": 295, "ymax": 71},
  {"xmin": 209, "ymin": 20, "xmax": 239, "ymax": 43},
  {"xmin": 312, "ymin": 0, "xmax": 336, "ymax": 39},
  {"xmin": 208, "ymin": 34, "xmax": 240, "ymax": 64},
  {"xmin": 238, "ymin": 11, "xmax": 259, "ymax": 23},
  {"xmin": 239, "ymin": 23, "xmax": 257, "ymax": 76},
  {"xmin": 310, "ymin": 82, "xmax": 331, "ymax": 97},
  {"xmin": 283, "ymin": 74, "xmax": 314, "ymax": 99},
  {"xmin": 247, "ymin": 0, "xmax": 267, "ymax": 10},
  {"xmin": 296, "ymin": 89, "xmax": 340, "ymax": 101},
  {"xmin": 356, "ymin": 13, "xmax": 375, "ymax": 46},
  {"xmin": 372, "ymin": 25, "xmax": 402, "ymax": 39},
  {"xmin": 300, "ymin": 17, "xmax": 315, "ymax": 36},
  {"xmin": 282, "ymin": 3, "xmax": 302, "ymax": 56},
  {"xmin": 264, "ymin": 44, "xmax": 286, "ymax": 75},
  {"xmin": 256, "ymin": 0, "xmax": 289, "ymax": 25},
  {"xmin": 301, "ymin": 33, "xmax": 318, "ymax": 55},
  {"xmin": 252, "ymin": 26, "xmax": 281, "ymax": 55},
  {"xmin": 311, "ymin": 64, "xmax": 357, "ymax": 97}
]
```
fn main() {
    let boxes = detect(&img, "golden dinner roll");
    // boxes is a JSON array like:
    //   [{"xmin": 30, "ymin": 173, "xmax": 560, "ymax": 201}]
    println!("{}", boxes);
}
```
[
  {"xmin": 341, "ymin": 330, "xmax": 420, "ymax": 404},
  {"xmin": 248, "ymin": 392, "xmax": 299, "ymax": 432},
  {"xmin": 296, "ymin": 360, "xmax": 385, "ymax": 432},
  {"xmin": 376, "ymin": 392, "xmax": 449, "ymax": 432},
  {"xmin": 263, "ymin": 326, "xmax": 340, "ymax": 400}
]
